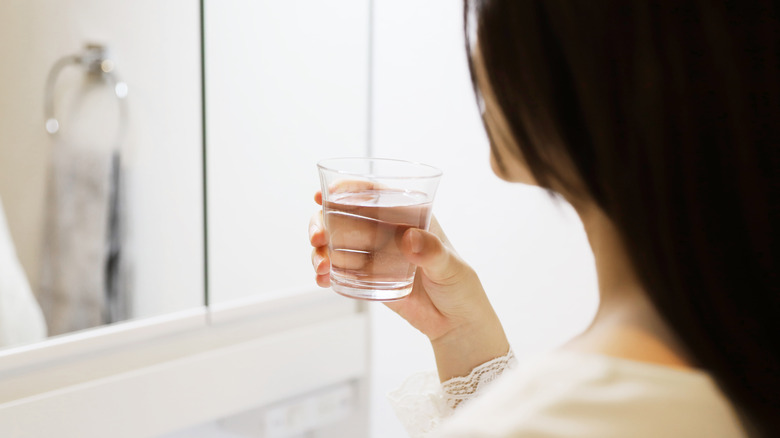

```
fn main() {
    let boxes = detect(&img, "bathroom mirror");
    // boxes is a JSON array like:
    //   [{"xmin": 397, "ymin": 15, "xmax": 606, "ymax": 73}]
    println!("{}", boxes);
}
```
[
  {"xmin": 205, "ymin": 0, "xmax": 370, "ymax": 305},
  {"xmin": 0, "ymin": 0, "xmax": 204, "ymax": 350}
]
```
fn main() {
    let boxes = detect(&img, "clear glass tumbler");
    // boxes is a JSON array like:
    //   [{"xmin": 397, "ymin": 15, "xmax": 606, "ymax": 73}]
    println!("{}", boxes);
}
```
[{"xmin": 317, "ymin": 158, "xmax": 442, "ymax": 301}]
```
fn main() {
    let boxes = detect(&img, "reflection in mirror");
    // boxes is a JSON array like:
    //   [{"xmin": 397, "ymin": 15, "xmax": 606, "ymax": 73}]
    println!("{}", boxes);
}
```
[{"xmin": 0, "ymin": 0, "xmax": 204, "ymax": 350}]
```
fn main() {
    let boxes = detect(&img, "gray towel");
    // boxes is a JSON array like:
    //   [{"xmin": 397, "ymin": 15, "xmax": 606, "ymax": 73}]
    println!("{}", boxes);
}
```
[{"xmin": 39, "ymin": 143, "xmax": 126, "ymax": 335}]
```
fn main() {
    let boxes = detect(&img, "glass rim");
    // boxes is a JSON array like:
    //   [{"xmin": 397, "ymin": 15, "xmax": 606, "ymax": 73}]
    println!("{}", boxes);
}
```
[{"xmin": 317, "ymin": 157, "xmax": 443, "ymax": 180}]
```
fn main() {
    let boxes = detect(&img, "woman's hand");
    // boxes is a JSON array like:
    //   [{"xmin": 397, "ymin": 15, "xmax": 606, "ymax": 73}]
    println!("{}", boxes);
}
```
[{"xmin": 309, "ymin": 191, "xmax": 509, "ymax": 381}]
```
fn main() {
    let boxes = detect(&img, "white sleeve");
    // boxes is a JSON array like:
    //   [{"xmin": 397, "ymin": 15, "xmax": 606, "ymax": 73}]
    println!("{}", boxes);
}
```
[{"xmin": 387, "ymin": 350, "xmax": 517, "ymax": 438}]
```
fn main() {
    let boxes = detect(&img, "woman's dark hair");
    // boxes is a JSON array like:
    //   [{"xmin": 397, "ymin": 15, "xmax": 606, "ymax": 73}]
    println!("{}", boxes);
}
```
[{"xmin": 465, "ymin": 0, "xmax": 779, "ymax": 435}]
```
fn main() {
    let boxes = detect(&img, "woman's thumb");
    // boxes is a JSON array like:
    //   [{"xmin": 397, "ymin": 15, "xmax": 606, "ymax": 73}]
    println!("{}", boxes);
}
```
[{"xmin": 402, "ymin": 228, "xmax": 462, "ymax": 284}]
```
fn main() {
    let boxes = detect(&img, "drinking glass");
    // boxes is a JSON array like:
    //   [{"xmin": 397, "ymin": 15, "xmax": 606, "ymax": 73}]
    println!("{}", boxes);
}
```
[{"xmin": 317, "ymin": 158, "xmax": 442, "ymax": 301}]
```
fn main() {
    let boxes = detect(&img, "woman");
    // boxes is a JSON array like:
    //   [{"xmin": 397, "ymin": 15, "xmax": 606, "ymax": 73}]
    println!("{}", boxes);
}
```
[{"xmin": 310, "ymin": 1, "xmax": 778, "ymax": 436}]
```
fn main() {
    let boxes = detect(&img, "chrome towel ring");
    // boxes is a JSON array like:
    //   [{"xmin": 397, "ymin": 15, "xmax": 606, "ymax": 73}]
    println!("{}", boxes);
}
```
[{"xmin": 43, "ymin": 43, "xmax": 128, "ymax": 147}]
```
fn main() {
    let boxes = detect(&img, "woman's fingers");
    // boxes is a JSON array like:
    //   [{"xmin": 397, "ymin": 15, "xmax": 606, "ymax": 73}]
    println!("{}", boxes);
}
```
[
  {"xmin": 309, "ymin": 211, "xmax": 328, "ymax": 248},
  {"xmin": 315, "ymin": 273, "xmax": 330, "ymax": 288},
  {"xmin": 329, "ymin": 248, "xmax": 369, "ymax": 271},
  {"xmin": 326, "ymin": 211, "xmax": 392, "ymax": 251},
  {"xmin": 327, "ymin": 179, "xmax": 381, "ymax": 195},
  {"xmin": 313, "ymin": 182, "xmax": 389, "ymax": 289},
  {"xmin": 311, "ymin": 246, "xmax": 330, "ymax": 275},
  {"xmin": 312, "ymin": 246, "xmax": 331, "ymax": 288},
  {"xmin": 313, "ymin": 190, "xmax": 329, "ymax": 289}
]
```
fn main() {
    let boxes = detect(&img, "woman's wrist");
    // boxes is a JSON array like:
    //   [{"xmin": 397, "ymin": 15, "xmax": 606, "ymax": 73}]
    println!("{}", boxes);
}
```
[{"xmin": 430, "ymin": 313, "xmax": 509, "ymax": 382}]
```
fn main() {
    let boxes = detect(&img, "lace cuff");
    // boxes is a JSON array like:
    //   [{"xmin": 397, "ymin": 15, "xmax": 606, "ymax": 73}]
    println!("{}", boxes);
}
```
[
  {"xmin": 441, "ymin": 349, "xmax": 516, "ymax": 409},
  {"xmin": 387, "ymin": 349, "xmax": 516, "ymax": 438}
]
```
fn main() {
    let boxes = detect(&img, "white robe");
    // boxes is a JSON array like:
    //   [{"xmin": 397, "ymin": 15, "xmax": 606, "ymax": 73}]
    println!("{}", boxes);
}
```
[
  {"xmin": 391, "ymin": 350, "xmax": 747, "ymax": 438},
  {"xmin": 0, "ymin": 196, "xmax": 47, "ymax": 348}
]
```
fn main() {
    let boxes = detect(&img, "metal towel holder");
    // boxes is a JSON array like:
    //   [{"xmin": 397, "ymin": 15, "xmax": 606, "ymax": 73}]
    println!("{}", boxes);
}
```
[{"xmin": 43, "ymin": 43, "xmax": 128, "ymax": 147}]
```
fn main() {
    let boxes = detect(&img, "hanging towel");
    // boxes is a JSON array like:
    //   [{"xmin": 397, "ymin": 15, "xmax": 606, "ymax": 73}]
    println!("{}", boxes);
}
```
[
  {"xmin": 104, "ymin": 151, "xmax": 127, "ymax": 324},
  {"xmin": 0, "ymin": 196, "xmax": 47, "ymax": 347},
  {"xmin": 39, "ymin": 143, "xmax": 127, "ymax": 335}
]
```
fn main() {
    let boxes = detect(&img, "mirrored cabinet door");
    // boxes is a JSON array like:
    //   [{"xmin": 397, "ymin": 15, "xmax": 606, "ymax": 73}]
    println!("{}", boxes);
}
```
[
  {"xmin": 205, "ymin": 0, "xmax": 369, "ymax": 304},
  {"xmin": 0, "ymin": 0, "xmax": 204, "ymax": 350}
]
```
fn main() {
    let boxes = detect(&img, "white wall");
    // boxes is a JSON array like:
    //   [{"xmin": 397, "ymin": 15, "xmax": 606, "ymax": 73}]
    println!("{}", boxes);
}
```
[
  {"xmin": 369, "ymin": 1, "xmax": 600, "ymax": 437},
  {"xmin": 0, "ymin": 0, "xmax": 204, "ymax": 327}
]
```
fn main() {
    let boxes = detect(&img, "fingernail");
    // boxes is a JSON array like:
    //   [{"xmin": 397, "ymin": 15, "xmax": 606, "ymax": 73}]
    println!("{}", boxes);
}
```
[
  {"xmin": 409, "ymin": 229, "xmax": 423, "ymax": 254},
  {"xmin": 317, "ymin": 258, "xmax": 329, "ymax": 275}
]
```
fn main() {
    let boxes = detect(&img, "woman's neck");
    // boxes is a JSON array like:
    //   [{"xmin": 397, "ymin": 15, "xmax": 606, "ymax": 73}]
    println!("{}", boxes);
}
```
[{"xmin": 563, "ymin": 201, "xmax": 694, "ymax": 369}]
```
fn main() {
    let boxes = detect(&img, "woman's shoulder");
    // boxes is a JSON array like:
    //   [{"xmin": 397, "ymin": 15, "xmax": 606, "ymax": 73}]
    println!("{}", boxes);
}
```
[{"xmin": 434, "ymin": 350, "xmax": 747, "ymax": 438}]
